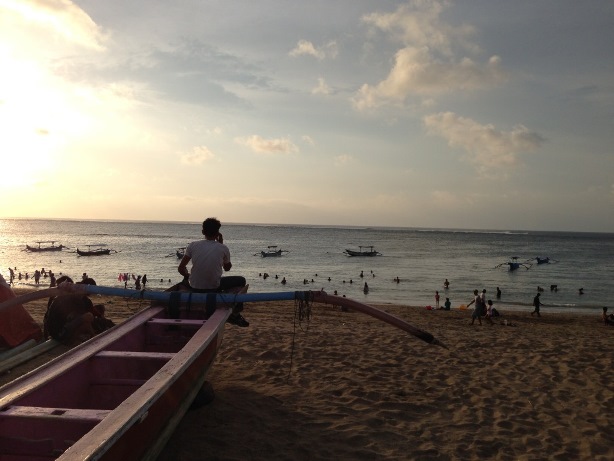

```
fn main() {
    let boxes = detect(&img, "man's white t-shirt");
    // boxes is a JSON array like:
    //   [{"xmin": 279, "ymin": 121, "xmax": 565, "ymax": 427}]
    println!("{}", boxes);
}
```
[{"xmin": 185, "ymin": 239, "xmax": 230, "ymax": 289}]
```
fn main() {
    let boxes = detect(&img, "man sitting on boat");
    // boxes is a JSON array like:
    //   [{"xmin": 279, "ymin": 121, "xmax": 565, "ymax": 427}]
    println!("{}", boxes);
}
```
[{"xmin": 178, "ymin": 217, "xmax": 249, "ymax": 327}]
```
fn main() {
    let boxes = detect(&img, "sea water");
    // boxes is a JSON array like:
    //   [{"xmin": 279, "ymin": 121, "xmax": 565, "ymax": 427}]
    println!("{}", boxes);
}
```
[{"xmin": 1, "ymin": 218, "xmax": 612, "ymax": 313}]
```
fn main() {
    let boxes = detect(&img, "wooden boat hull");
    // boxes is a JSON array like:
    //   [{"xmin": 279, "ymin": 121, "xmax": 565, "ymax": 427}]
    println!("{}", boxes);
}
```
[
  {"xmin": 26, "ymin": 245, "xmax": 64, "ymax": 252},
  {"xmin": 0, "ymin": 287, "xmax": 230, "ymax": 460},
  {"xmin": 344, "ymin": 249, "xmax": 380, "ymax": 257},
  {"xmin": 77, "ymin": 249, "xmax": 112, "ymax": 256},
  {"xmin": 261, "ymin": 250, "xmax": 282, "ymax": 257}
]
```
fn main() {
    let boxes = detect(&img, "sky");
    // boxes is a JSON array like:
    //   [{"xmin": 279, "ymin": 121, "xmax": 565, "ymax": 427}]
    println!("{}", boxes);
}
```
[{"xmin": 1, "ymin": 0, "xmax": 613, "ymax": 232}]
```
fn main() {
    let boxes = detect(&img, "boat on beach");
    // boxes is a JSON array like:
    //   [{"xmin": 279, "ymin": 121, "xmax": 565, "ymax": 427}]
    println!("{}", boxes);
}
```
[
  {"xmin": 76, "ymin": 244, "xmax": 116, "ymax": 257},
  {"xmin": 259, "ymin": 245, "xmax": 287, "ymax": 257},
  {"xmin": 25, "ymin": 241, "xmax": 64, "ymax": 252},
  {"xmin": 343, "ymin": 246, "xmax": 382, "ymax": 257},
  {"xmin": 0, "ymin": 283, "xmax": 238, "ymax": 460},
  {"xmin": 0, "ymin": 283, "xmax": 442, "ymax": 460}
]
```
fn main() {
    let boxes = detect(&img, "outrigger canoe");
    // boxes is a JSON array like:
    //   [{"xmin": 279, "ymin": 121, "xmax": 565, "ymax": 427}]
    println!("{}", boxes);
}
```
[
  {"xmin": 259, "ymin": 246, "xmax": 287, "ymax": 257},
  {"xmin": 25, "ymin": 241, "xmax": 64, "ymax": 252},
  {"xmin": 343, "ymin": 246, "xmax": 381, "ymax": 257},
  {"xmin": 0, "ymin": 283, "xmax": 443, "ymax": 460},
  {"xmin": 495, "ymin": 256, "xmax": 531, "ymax": 271},
  {"xmin": 76, "ymin": 245, "xmax": 115, "ymax": 257}
]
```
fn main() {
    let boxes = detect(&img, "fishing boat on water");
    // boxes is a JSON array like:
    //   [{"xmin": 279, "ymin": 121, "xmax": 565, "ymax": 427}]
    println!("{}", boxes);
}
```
[
  {"xmin": 343, "ymin": 246, "xmax": 382, "ymax": 257},
  {"xmin": 495, "ymin": 256, "xmax": 532, "ymax": 271},
  {"xmin": 76, "ymin": 244, "xmax": 116, "ymax": 257},
  {"xmin": 528, "ymin": 256, "xmax": 558, "ymax": 265},
  {"xmin": 25, "ymin": 241, "xmax": 64, "ymax": 252},
  {"xmin": 259, "ymin": 245, "xmax": 288, "ymax": 257},
  {"xmin": 0, "ymin": 283, "xmax": 443, "ymax": 460}
]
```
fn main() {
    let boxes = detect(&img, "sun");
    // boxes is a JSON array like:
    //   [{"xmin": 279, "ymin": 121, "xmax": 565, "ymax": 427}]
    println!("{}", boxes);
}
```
[{"xmin": 0, "ymin": 49, "xmax": 63, "ymax": 188}]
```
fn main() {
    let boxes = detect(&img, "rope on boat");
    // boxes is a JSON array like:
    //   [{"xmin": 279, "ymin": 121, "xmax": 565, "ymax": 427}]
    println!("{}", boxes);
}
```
[{"xmin": 287, "ymin": 291, "xmax": 313, "ymax": 381}]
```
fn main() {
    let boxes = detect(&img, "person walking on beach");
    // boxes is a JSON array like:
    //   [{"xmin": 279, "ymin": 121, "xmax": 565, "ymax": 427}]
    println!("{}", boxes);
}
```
[
  {"xmin": 467, "ymin": 289, "xmax": 484, "ymax": 325},
  {"xmin": 435, "ymin": 291, "xmax": 440, "ymax": 309},
  {"xmin": 531, "ymin": 292, "xmax": 542, "ymax": 317},
  {"xmin": 485, "ymin": 299, "xmax": 494, "ymax": 324},
  {"xmin": 602, "ymin": 307, "xmax": 614, "ymax": 326},
  {"xmin": 178, "ymin": 217, "xmax": 249, "ymax": 327}
]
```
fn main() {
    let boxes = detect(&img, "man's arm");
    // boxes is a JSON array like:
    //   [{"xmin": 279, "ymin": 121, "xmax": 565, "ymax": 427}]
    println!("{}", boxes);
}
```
[{"xmin": 178, "ymin": 255, "xmax": 191, "ymax": 278}]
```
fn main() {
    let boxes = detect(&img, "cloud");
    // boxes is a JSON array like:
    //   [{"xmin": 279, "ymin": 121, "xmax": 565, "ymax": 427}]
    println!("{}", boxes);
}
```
[
  {"xmin": 423, "ymin": 111, "xmax": 545, "ymax": 173},
  {"xmin": 431, "ymin": 189, "xmax": 471, "ymax": 208},
  {"xmin": 312, "ymin": 77, "xmax": 331, "ymax": 95},
  {"xmin": 1, "ymin": 0, "xmax": 107, "ymax": 50},
  {"xmin": 361, "ymin": 1, "xmax": 476, "ymax": 55},
  {"xmin": 353, "ymin": 1, "xmax": 505, "ymax": 110},
  {"xmin": 301, "ymin": 135, "xmax": 315, "ymax": 146},
  {"xmin": 206, "ymin": 127, "xmax": 222, "ymax": 136},
  {"xmin": 334, "ymin": 154, "xmax": 353, "ymax": 166},
  {"xmin": 289, "ymin": 39, "xmax": 338, "ymax": 60},
  {"xmin": 236, "ymin": 135, "xmax": 299, "ymax": 155},
  {"xmin": 180, "ymin": 145, "xmax": 215, "ymax": 165},
  {"xmin": 353, "ymin": 49, "xmax": 504, "ymax": 110}
]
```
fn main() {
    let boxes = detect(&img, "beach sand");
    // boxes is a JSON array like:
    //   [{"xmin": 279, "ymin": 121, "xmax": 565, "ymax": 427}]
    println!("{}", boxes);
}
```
[{"xmin": 3, "ymin": 289, "xmax": 614, "ymax": 460}]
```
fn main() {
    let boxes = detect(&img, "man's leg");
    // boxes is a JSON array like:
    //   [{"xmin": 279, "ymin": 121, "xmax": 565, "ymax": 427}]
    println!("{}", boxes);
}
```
[
  {"xmin": 219, "ymin": 276, "xmax": 249, "ymax": 327},
  {"xmin": 219, "ymin": 276, "xmax": 246, "ymax": 292}
]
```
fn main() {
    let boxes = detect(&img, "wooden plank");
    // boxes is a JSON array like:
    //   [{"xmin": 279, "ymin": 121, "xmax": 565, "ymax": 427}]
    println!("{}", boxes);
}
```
[
  {"xmin": 1, "ymin": 406, "xmax": 110, "ymax": 423},
  {"xmin": 0, "ymin": 339, "xmax": 37, "ymax": 362},
  {"xmin": 0, "ymin": 340, "xmax": 60, "ymax": 374},
  {"xmin": 94, "ymin": 351, "xmax": 175, "ymax": 361},
  {"xmin": 147, "ymin": 318, "xmax": 206, "ymax": 327}
]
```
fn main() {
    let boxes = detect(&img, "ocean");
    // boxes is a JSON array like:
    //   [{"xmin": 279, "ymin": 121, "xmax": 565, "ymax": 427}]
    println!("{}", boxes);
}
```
[{"xmin": 1, "ymin": 218, "xmax": 612, "ymax": 314}]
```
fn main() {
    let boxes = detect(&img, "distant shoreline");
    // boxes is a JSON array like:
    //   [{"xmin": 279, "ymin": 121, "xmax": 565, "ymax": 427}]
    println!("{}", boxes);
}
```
[{"xmin": 2, "ymin": 216, "xmax": 613, "ymax": 236}]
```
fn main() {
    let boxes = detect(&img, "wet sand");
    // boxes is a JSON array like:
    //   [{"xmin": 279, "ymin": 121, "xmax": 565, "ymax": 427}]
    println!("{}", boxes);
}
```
[{"xmin": 3, "ymin": 288, "xmax": 614, "ymax": 460}]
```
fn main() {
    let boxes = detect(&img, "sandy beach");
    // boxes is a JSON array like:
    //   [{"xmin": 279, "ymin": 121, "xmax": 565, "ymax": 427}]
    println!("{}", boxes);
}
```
[{"xmin": 2, "ymin": 288, "xmax": 614, "ymax": 460}]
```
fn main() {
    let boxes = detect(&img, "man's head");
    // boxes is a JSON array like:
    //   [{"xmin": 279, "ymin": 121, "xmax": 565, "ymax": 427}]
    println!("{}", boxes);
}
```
[{"xmin": 202, "ymin": 218, "xmax": 222, "ymax": 238}]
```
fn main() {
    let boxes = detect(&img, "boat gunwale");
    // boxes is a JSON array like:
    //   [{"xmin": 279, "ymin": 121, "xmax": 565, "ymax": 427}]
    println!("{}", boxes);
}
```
[
  {"xmin": 0, "ymin": 306, "xmax": 165, "ymax": 406},
  {"xmin": 58, "ymin": 305, "xmax": 231, "ymax": 460}
]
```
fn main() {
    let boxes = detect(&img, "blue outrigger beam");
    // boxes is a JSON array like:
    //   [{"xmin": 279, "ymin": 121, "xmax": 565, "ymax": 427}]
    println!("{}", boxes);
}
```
[
  {"xmin": 0, "ymin": 283, "xmax": 446, "ymax": 348},
  {"xmin": 79, "ymin": 285, "xmax": 306, "ymax": 304}
]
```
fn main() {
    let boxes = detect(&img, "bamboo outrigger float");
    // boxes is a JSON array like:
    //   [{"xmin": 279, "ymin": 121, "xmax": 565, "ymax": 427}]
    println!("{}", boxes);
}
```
[{"xmin": 0, "ymin": 283, "xmax": 444, "ymax": 460}]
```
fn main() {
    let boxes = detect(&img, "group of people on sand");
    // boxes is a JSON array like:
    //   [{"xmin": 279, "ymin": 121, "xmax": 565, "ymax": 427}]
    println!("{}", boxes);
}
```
[{"xmin": 466, "ymin": 289, "xmax": 497, "ymax": 325}]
